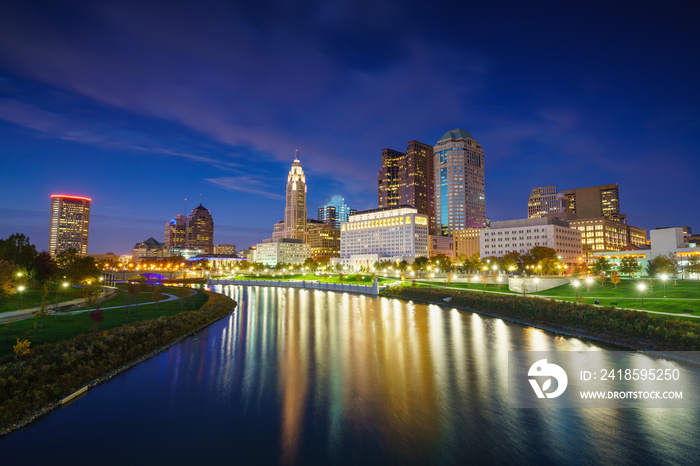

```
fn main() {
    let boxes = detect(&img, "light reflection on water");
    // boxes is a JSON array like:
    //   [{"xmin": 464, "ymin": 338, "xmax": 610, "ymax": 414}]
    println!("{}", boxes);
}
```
[{"xmin": 0, "ymin": 285, "xmax": 699, "ymax": 465}]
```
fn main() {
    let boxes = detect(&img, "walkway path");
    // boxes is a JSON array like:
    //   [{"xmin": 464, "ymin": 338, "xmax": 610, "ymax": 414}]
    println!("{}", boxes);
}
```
[{"xmin": 0, "ymin": 288, "xmax": 196, "ymax": 323}]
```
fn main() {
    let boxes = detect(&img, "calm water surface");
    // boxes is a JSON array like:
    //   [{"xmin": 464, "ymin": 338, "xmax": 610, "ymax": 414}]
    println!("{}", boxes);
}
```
[{"xmin": 1, "ymin": 285, "xmax": 699, "ymax": 465}]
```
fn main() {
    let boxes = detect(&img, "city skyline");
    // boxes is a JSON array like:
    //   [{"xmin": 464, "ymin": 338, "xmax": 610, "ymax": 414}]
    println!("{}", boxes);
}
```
[{"xmin": 1, "ymin": 1, "xmax": 699, "ymax": 254}]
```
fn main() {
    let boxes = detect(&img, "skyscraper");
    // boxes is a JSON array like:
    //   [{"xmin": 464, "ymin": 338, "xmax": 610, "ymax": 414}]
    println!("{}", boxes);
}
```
[
  {"xmin": 377, "ymin": 140, "xmax": 435, "ymax": 232},
  {"xmin": 48, "ymin": 194, "xmax": 91, "ymax": 256},
  {"xmin": 528, "ymin": 186, "xmax": 562, "ymax": 218},
  {"xmin": 562, "ymin": 184, "xmax": 625, "ymax": 223},
  {"xmin": 164, "ymin": 214, "xmax": 188, "ymax": 249},
  {"xmin": 433, "ymin": 128, "xmax": 485, "ymax": 235},
  {"xmin": 188, "ymin": 204, "xmax": 214, "ymax": 254},
  {"xmin": 318, "ymin": 195, "xmax": 356, "ymax": 229},
  {"xmin": 283, "ymin": 152, "xmax": 307, "ymax": 241}
]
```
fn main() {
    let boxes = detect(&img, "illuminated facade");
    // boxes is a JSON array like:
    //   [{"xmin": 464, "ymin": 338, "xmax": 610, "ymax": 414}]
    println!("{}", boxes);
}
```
[
  {"xmin": 306, "ymin": 220, "xmax": 340, "ymax": 260},
  {"xmin": 215, "ymin": 244, "xmax": 237, "ymax": 255},
  {"xmin": 132, "ymin": 237, "xmax": 169, "ymax": 261},
  {"xmin": 528, "ymin": 186, "xmax": 562, "ymax": 218},
  {"xmin": 48, "ymin": 194, "xmax": 91, "ymax": 256},
  {"xmin": 164, "ymin": 214, "xmax": 188, "ymax": 249},
  {"xmin": 569, "ymin": 218, "xmax": 647, "ymax": 264},
  {"xmin": 480, "ymin": 217, "xmax": 582, "ymax": 267},
  {"xmin": 453, "ymin": 228, "xmax": 484, "ymax": 259},
  {"xmin": 377, "ymin": 141, "xmax": 435, "ymax": 233},
  {"xmin": 428, "ymin": 235, "xmax": 454, "ymax": 259},
  {"xmin": 284, "ymin": 153, "xmax": 307, "ymax": 241},
  {"xmin": 562, "ymin": 184, "xmax": 626, "ymax": 222},
  {"xmin": 594, "ymin": 227, "xmax": 700, "ymax": 277},
  {"xmin": 433, "ymin": 129, "xmax": 485, "ymax": 235},
  {"xmin": 253, "ymin": 238, "xmax": 310, "ymax": 267},
  {"xmin": 339, "ymin": 206, "xmax": 429, "ymax": 268},
  {"xmin": 188, "ymin": 204, "xmax": 214, "ymax": 254},
  {"xmin": 318, "ymin": 195, "xmax": 356, "ymax": 230}
]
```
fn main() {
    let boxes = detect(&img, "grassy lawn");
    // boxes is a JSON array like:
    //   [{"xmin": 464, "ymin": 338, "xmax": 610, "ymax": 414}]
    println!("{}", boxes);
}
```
[
  {"xmin": 0, "ymin": 287, "xmax": 207, "ymax": 357},
  {"xmin": 0, "ymin": 283, "xmax": 85, "ymax": 314},
  {"xmin": 387, "ymin": 278, "xmax": 700, "ymax": 317}
]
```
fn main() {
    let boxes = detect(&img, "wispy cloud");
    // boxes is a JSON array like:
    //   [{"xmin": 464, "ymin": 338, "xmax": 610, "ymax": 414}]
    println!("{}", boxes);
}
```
[{"xmin": 204, "ymin": 176, "xmax": 284, "ymax": 200}]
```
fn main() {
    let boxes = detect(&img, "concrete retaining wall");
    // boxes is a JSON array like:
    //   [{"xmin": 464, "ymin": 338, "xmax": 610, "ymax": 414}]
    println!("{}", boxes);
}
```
[
  {"xmin": 208, "ymin": 278, "xmax": 381, "ymax": 296},
  {"xmin": 508, "ymin": 277, "xmax": 570, "ymax": 293}
]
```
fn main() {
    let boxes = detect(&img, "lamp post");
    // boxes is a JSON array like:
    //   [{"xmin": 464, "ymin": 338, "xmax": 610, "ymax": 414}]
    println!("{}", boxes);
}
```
[
  {"xmin": 637, "ymin": 282, "xmax": 646, "ymax": 309},
  {"xmin": 18, "ymin": 285, "xmax": 25, "ymax": 310},
  {"xmin": 572, "ymin": 280, "xmax": 580, "ymax": 301},
  {"xmin": 533, "ymin": 277, "xmax": 539, "ymax": 293},
  {"xmin": 660, "ymin": 273, "xmax": 668, "ymax": 298},
  {"xmin": 585, "ymin": 277, "xmax": 593, "ymax": 295}
]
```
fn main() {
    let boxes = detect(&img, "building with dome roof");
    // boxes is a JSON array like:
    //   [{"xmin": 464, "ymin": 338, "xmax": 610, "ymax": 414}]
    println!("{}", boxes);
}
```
[{"xmin": 433, "ymin": 128, "xmax": 486, "ymax": 234}]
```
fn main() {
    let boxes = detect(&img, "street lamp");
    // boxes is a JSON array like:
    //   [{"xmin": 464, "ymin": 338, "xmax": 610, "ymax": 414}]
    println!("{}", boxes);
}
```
[
  {"xmin": 533, "ymin": 277, "xmax": 539, "ymax": 293},
  {"xmin": 660, "ymin": 273, "xmax": 668, "ymax": 298},
  {"xmin": 637, "ymin": 282, "xmax": 646, "ymax": 309},
  {"xmin": 17, "ymin": 285, "xmax": 25, "ymax": 310},
  {"xmin": 585, "ymin": 277, "xmax": 593, "ymax": 295}
]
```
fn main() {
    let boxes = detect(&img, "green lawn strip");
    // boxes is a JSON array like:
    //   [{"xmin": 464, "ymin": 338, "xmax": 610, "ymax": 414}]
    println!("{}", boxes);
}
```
[
  {"xmin": 534, "ymin": 279, "xmax": 700, "ymax": 299},
  {"xmin": 0, "ymin": 284, "xmax": 85, "ymax": 314},
  {"xmin": 0, "ymin": 290, "xmax": 234, "ymax": 433},
  {"xmin": 0, "ymin": 291, "xmax": 208, "ymax": 357}
]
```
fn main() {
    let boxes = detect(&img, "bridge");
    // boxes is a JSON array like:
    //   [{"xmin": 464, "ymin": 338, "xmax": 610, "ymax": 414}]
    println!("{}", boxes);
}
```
[{"xmin": 102, "ymin": 270, "xmax": 204, "ymax": 283}]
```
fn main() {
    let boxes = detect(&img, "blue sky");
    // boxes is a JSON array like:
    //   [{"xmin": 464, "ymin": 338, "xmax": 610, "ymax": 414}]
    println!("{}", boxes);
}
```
[{"xmin": 0, "ymin": 0, "xmax": 698, "ymax": 254}]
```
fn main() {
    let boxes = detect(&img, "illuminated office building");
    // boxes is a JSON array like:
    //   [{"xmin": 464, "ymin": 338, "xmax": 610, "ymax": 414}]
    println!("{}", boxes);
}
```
[
  {"xmin": 164, "ymin": 214, "xmax": 188, "ymax": 249},
  {"xmin": 188, "ymin": 204, "xmax": 214, "ymax": 254},
  {"xmin": 433, "ymin": 129, "xmax": 485, "ymax": 235},
  {"xmin": 569, "ymin": 218, "xmax": 647, "ymax": 264},
  {"xmin": 284, "ymin": 153, "xmax": 307, "ymax": 241},
  {"xmin": 307, "ymin": 219, "xmax": 340, "ymax": 261},
  {"xmin": 318, "ymin": 195, "xmax": 356, "ymax": 230},
  {"xmin": 377, "ymin": 141, "xmax": 435, "ymax": 232},
  {"xmin": 528, "ymin": 186, "xmax": 562, "ymax": 218},
  {"xmin": 562, "ymin": 184, "xmax": 625, "ymax": 222},
  {"xmin": 48, "ymin": 194, "xmax": 91, "ymax": 256},
  {"xmin": 480, "ymin": 217, "xmax": 582, "ymax": 268},
  {"xmin": 338, "ymin": 206, "xmax": 429, "ymax": 270},
  {"xmin": 453, "ymin": 228, "xmax": 484, "ymax": 259}
]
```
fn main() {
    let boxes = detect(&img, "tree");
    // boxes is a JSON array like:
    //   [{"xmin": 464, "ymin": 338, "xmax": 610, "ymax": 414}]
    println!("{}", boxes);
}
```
[
  {"xmin": 33, "ymin": 251, "xmax": 57, "ymax": 283},
  {"xmin": 88, "ymin": 306, "xmax": 104, "ymax": 332},
  {"xmin": 13, "ymin": 338, "xmax": 31, "ymax": 358},
  {"xmin": 501, "ymin": 251, "xmax": 522, "ymax": 273},
  {"xmin": 152, "ymin": 285, "xmax": 164, "ymax": 311},
  {"xmin": 646, "ymin": 255, "xmax": 671, "ymax": 278},
  {"xmin": 687, "ymin": 256, "xmax": 700, "ymax": 283},
  {"xmin": 178, "ymin": 289, "xmax": 189, "ymax": 311},
  {"xmin": 538, "ymin": 257, "xmax": 562, "ymax": 275},
  {"xmin": 529, "ymin": 246, "xmax": 558, "ymax": 264},
  {"xmin": 56, "ymin": 248, "xmax": 101, "ymax": 283},
  {"xmin": 335, "ymin": 262, "xmax": 343, "ymax": 272},
  {"xmin": 481, "ymin": 272, "xmax": 489, "ymax": 291},
  {"xmin": 596, "ymin": 273, "xmax": 607, "ymax": 287},
  {"xmin": 610, "ymin": 271, "xmax": 621, "ymax": 289},
  {"xmin": 128, "ymin": 282, "xmax": 142, "ymax": 316},
  {"xmin": 592, "ymin": 257, "xmax": 612, "ymax": 276},
  {"xmin": 619, "ymin": 257, "xmax": 640, "ymax": 277},
  {"xmin": 413, "ymin": 256, "xmax": 429, "ymax": 271},
  {"xmin": 0, "ymin": 233, "xmax": 38, "ymax": 269},
  {"xmin": 665, "ymin": 253, "xmax": 680, "ymax": 284},
  {"xmin": 0, "ymin": 259, "xmax": 19, "ymax": 302}
]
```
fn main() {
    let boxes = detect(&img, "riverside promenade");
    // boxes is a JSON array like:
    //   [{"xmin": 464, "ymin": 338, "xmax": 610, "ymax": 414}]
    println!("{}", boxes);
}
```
[{"xmin": 208, "ymin": 277, "xmax": 386, "ymax": 296}]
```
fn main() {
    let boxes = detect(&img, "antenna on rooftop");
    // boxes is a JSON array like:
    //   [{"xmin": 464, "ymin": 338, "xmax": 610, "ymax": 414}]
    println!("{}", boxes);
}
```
[
  {"xmin": 184, "ymin": 198, "xmax": 187, "ymax": 215},
  {"xmin": 200, "ymin": 193, "xmax": 203, "ymax": 205}
]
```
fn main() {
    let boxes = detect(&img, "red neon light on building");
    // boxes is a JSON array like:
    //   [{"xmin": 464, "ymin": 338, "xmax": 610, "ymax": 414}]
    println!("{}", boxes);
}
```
[{"xmin": 51, "ymin": 194, "xmax": 92, "ymax": 201}]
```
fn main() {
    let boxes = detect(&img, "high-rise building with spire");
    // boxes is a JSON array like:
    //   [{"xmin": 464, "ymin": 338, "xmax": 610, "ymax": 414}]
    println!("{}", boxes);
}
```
[
  {"xmin": 187, "ymin": 204, "xmax": 214, "ymax": 254},
  {"xmin": 283, "ymin": 151, "xmax": 307, "ymax": 241},
  {"xmin": 433, "ymin": 129, "xmax": 485, "ymax": 235}
]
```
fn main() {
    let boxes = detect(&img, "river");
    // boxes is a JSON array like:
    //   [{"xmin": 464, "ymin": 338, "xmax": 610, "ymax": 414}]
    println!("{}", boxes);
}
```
[{"xmin": 1, "ymin": 285, "xmax": 699, "ymax": 465}]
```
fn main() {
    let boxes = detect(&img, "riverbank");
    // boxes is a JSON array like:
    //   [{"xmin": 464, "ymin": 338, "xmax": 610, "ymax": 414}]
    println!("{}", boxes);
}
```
[
  {"xmin": 382, "ymin": 286, "xmax": 700, "ymax": 351},
  {"xmin": 0, "ymin": 290, "xmax": 236, "ymax": 436}
]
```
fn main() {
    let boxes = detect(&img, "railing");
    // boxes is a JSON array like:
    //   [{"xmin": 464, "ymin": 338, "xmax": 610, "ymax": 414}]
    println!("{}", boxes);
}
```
[{"xmin": 208, "ymin": 278, "xmax": 383, "ymax": 296}]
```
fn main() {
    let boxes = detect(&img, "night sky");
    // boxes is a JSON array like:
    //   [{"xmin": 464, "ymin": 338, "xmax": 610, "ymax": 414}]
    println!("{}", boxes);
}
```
[{"xmin": 1, "ymin": 0, "xmax": 698, "ymax": 255}]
